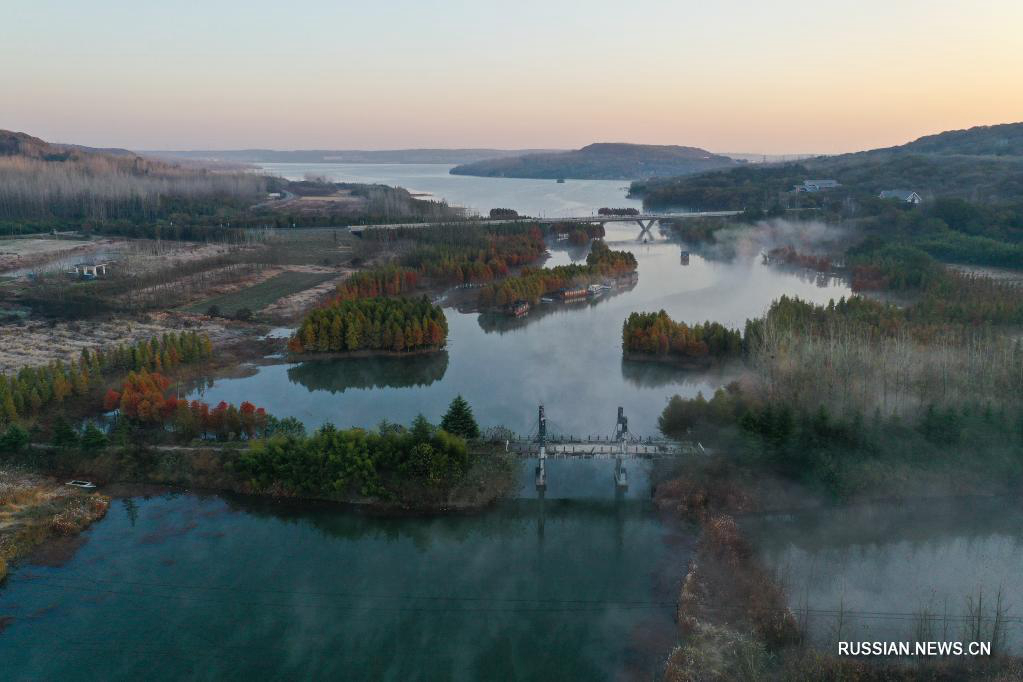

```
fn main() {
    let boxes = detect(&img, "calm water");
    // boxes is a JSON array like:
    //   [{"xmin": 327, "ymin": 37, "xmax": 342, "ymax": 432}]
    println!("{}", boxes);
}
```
[
  {"xmin": 258, "ymin": 162, "xmax": 642, "ymax": 218},
  {"xmin": 189, "ymin": 221, "xmax": 850, "ymax": 437},
  {"xmin": 1, "ymin": 176, "xmax": 852, "ymax": 680},
  {"xmin": 0, "ymin": 493, "xmax": 687, "ymax": 681},
  {"xmin": 745, "ymin": 499, "xmax": 1023, "ymax": 653}
]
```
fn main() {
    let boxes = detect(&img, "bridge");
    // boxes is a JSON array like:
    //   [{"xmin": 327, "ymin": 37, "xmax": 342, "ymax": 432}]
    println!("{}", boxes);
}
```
[
  {"xmin": 347, "ymin": 211, "xmax": 741, "ymax": 236},
  {"xmin": 511, "ymin": 405, "xmax": 703, "ymax": 494}
]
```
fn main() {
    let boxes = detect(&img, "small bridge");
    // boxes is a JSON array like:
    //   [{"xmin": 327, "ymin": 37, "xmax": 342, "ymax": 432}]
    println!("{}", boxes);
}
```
[
  {"xmin": 513, "ymin": 405, "xmax": 702, "ymax": 493},
  {"xmin": 347, "ymin": 211, "xmax": 741, "ymax": 236}
]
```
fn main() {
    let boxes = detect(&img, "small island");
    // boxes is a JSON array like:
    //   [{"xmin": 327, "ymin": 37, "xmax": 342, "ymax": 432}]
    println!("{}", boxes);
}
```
[
  {"xmin": 622, "ymin": 310, "xmax": 743, "ymax": 366},
  {"xmin": 287, "ymin": 296, "xmax": 448, "ymax": 355}
]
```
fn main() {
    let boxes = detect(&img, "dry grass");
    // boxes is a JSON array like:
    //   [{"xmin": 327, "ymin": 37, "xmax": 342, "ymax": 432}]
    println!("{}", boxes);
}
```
[
  {"xmin": 0, "ymin": 469, "xmax": 110, "ymax": 582},
  {"xmin": 0, "ymin": 311, "xmax": 243, "ymax": 374}
]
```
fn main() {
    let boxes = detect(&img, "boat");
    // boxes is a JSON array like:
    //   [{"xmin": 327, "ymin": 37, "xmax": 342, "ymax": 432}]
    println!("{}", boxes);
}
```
[
  {"xmin": 66, "ymin": 480, "xmax": 97, "ymax": 488},
  {"xmin": 556, "ymin": 178, "xmax": 566, "ymax": 184}
]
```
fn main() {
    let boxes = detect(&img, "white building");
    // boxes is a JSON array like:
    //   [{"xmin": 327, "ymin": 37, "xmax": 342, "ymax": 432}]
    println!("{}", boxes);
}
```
[{"xmin": 879, "ymin": 189, "xmax": 922, "ymax": 204}]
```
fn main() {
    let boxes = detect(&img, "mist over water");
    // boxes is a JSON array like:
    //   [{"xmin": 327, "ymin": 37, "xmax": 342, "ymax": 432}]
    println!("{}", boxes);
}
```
[
  {"xmin": 0, "ymin": 169, "xmax": 890, "ymax": 680},
  {"xmin": 745, "ymin": 500, "xmax": 1023, "ymax": 653},
  {"xmin": 187, "ymin": 221, "xmax": 850, "ymax": 437}
]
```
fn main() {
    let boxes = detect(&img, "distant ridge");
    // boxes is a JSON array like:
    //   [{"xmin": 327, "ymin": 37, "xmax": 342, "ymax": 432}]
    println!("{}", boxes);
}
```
[
  {"xmin": 0, "ymin": 129, "xmax": 136, "ymax": 160},
  {"xmin": 449, "ymin": 142, "xmax": 741, "ymax": 180},
  {"xmin": 145, "ymin": 148, "xmax": 562, "ymax": 165},
  {"xmin": 893, "ymin": 122, "xmax": 1023, "ymax": 157}
]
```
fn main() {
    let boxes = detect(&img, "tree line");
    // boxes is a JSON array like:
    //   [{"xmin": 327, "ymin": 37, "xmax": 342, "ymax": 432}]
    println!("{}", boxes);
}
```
[
  {"xmin": 237, "ymin": 396, "xmax": 482, "ymax": 498},
  {"xmin": 622, "ymin": 311, "xmax": 743, "ymax": 361},
  {"xmin": 288, "ymin": 296, "xmax": 447, "ymax": 354},
  {"xmin": 658, "ymin": 382, "xmax": 1023, "ymax": 499},
  {"xmin": 333, "ymin": 227, "xmax": 549, "ymax": 302},
  {"xmin": 101, "ymin": 369, "xmax": 270, "ymax": 441},
  {"xmin": 0, "ymin": 331, "xmax": 212, "ymax": 425},
  {"xmin": 477, "ymin": 240, "xmax": 637, "ymax": 307}
]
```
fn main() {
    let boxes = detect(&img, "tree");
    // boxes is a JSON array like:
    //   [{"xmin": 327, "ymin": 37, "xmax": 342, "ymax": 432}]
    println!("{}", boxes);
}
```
[
  {"xmin": 440, "ymin": 395, "xmax": 480, "ymax": 439},
  {"xmin": 80, "ymin": 422, "xmax": 108, "ymax": 452},
  {"xmin": 0, "ymin": 424, "xmax": 29, "ymax": 453},
  {"xmin": 52, "ymin": 417, "xmax": 79, "ymax": 448}
]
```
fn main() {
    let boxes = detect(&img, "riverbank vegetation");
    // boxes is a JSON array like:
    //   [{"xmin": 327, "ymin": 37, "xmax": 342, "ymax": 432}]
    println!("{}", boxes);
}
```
[
  {"xmin": 0, "ymin": 469, "xmax": 109, "ymax": 583},
  {"xmin": 653, "ymin": 280, "xmax": 1023, "ymax": 500},
  {"xmin": 477, "ymin": 239, "xmax": 637, "ymax": 307},
  {"xmin": 0, "ymin": 332, "xmax": 212, "ymax": 425},
  {"xmin": 660, "ymin": 510, "xmax": 1023, "ymax": 681},
  {"xmin": 288, "ymin": 296, "xmax": 447, "ymax": 354},
  {"xmin": 239, "ymin": 415, "xmax": 472, "ymax": 499}
]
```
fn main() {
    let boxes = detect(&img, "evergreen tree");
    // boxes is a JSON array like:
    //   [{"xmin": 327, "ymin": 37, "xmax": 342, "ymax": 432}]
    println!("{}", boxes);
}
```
[
  {"xmin": 0, "ymin": 423, "xmax": 29, "ymax": 453},
  {"xmin": 51, "ymin": 417, "xmax": 79, "ymax": 448},
  {"xmin": 440, "ymin": 395, "xmax": 480, "ymax": 439},
  {"xmin": 80, "ymin": 422, "xmax": 108, "ymax": 452}
]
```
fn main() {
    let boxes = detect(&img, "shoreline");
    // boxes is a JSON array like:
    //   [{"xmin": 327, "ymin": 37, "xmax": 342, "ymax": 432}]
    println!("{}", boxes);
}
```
[
  {"xmin": 0, "ymin": 469, "xmax": 110, "ymax": 583},
  {"xmin": 286, "ymin": 346, "xmax": 446, "ymax": 361},
  {"xmin": 11, "ymin": 445, "xmax": 519, "ymax": 517}
]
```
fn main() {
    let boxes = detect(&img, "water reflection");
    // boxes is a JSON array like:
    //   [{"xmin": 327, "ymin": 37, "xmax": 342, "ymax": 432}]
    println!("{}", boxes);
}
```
[
  {"xmin": 476, "ymin": 282, "xmax": 637, "ymax": 335},
  {"xmin": 619, "ymin": 358, "xmax": 744, "ymax": 389},
  {"xmin": 0, "ymin": 490, "xmax": 679, "ymax": 680},
  {"xmin": 287, "ymin": 352, "xmax": 449, "ymax": 393},
  {"xmin": 188, "ymin": 222, "xmax": 852, "ymax": 436}
]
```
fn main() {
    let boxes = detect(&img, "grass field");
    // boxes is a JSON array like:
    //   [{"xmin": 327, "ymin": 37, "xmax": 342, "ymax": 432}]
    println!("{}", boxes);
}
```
[{"xmin": 184, "ymin": 271, "xmax": 335, "ymax": 316}]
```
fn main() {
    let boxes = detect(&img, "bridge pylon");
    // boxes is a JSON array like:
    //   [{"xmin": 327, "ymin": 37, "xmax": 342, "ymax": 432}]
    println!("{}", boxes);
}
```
[
  {"xmin": 614, "ymin": 406, "xmax": 629, "ymax": 490},
  {"xmin": 535, "ymin": 404, "xmax": 547, "ymax": 491}
]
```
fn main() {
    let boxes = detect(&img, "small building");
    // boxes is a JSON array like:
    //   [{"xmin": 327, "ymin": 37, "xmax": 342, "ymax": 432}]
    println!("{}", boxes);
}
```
[
  {"xmin": 68, "ymin": 262, "xmax": 109, "ymax": 280},
  {"xmin": 507, "ymin": 300, "xmax": 531, "ymax": 317},
  {"xmin": 795, "ymin": 179, "xmax": 840, "ymax": 192},
  {"xmin": 878, "ymin": 189, "xmax": 922, "ymax": 204},
  {"xmin": 559, "ymin": 287, "xmax": 588, "ymax": 301}
]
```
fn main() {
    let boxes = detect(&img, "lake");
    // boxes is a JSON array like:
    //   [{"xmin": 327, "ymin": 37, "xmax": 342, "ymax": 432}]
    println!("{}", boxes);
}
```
[
  {"xmin": 2, "ymin": 168, "xmax": 854, "ymax": 680},
  {"xmin": 188, "ymin": 220, "xmax": 849, "ymax": 438},
  {"xmin": 258, "ymin": 162, "xmax": 643, "ymax": 218}
]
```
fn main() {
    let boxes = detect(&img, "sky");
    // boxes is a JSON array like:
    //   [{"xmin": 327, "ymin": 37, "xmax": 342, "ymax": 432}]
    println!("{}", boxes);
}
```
[{"xmin": 2, "ymin": 0, "xmax": 1021, "ymax": 154}]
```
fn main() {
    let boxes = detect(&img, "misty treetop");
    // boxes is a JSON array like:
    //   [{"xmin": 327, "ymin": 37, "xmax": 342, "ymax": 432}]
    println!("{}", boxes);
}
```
[
  {"xmin": 288, "ymin": 296, "xmax": 447, "ymax": 354},
  {"xmin": 657, "ymin": 383, "xmax": 1023, "ymax": 499}
]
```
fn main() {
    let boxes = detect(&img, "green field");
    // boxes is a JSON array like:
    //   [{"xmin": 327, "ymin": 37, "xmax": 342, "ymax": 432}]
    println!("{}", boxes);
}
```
[{"xmin": 184, "ymin": 271, "xmax": 335, "ymax": 316}]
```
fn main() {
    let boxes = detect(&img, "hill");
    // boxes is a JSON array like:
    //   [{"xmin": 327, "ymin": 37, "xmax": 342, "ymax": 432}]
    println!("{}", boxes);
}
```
[
  {"xmin": 449, "ymin": 143, "xmax": 740, "ymax": 180},
  {"xmin": 896, "ymin": 122, "xmax": 1023, "ymax": 157},
  {"xmin": 0, "ymin": 129, "xmax": 267, "ymax": 231},
  {"xmin": 630, "ymin": 123, "xmax": 1023, "ymax": 209}
]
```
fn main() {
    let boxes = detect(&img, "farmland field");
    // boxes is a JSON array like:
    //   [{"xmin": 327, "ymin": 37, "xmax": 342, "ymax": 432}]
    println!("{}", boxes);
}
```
[{"xmin": 183, "ymin": 270, "xmax": 335, "ymax": 316}]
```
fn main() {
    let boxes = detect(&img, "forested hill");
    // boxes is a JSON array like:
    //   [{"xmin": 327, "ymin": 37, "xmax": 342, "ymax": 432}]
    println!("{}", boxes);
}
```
[
  {"xmin": 0, "ymin": 130, "xmax": 137, "ymax": 160},
  {"xmin": 630, "ymin": 123, "xmax": 1023, "ymax": 209},
  {"xmin": 894, "ymin": 122, "xmax": 1023, "ymax": 157},
  {"xmin": 0, "ymin": 129, "xmax": 267, "ymax": 228},
  {"xmin": 450, "ymin": 143, "xmax": 740, "ymax": 180}
]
